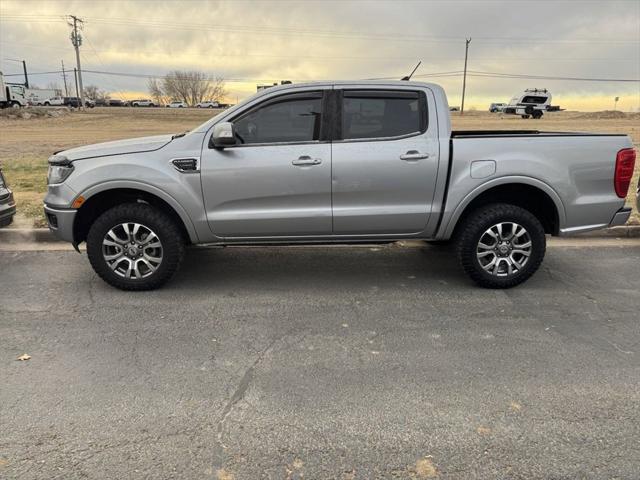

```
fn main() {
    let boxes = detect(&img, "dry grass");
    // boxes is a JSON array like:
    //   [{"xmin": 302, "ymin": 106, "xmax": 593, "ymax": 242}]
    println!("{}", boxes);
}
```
[{"xmin": 0, "ymin": 107, "xmax": 638, "ymax": 228}]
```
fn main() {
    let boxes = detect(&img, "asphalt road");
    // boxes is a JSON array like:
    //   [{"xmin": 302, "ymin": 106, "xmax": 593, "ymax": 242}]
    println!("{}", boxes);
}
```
[{"xmin": 1, "ymin": 242, "xmax": 639, "ymax": 479}]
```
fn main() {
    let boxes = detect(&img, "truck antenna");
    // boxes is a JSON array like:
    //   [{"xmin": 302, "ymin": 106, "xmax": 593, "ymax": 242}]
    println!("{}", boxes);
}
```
[{"xmin": 401, "ymin": 61, "xmax": 421, "ymax": 81}]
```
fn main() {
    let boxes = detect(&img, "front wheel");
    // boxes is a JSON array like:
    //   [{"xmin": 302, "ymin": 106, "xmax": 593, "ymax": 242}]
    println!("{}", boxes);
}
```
[
  {"xmin": 455, "ymin": 204, "xmax": 546, "ymax": 288},
  {"xmin": 86, "ymin": 203, "xmax": 185, "ymax": 290}
]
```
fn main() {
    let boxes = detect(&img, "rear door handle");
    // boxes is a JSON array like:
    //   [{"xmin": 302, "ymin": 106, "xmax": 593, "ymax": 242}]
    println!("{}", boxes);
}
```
[
  {"xmin": 400, "ymin": 150, "xmax": 429, "ymax": 161},
  {"xmin": 292, "ymin": 156, "xmax": 322, "ymax": 166}
]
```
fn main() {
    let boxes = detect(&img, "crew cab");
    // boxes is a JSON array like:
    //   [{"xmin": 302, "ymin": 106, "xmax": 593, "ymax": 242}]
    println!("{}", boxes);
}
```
[
  {"xmin": 43, "ymin": 81, "xmax": 636, "ymax": 290},
  {"xmin": 43, "ymin": 96, "xmax": 65, "ymax": 106}
]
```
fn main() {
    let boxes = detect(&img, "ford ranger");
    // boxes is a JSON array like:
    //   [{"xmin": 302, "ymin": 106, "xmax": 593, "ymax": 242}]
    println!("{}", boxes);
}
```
[{"xmin": 43, "ymin": 81, "xmax": 636, "ymax": 290}]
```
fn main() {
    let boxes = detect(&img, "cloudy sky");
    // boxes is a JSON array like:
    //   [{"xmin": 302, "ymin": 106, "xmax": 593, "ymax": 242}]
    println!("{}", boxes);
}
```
[{"xmin": 1, "ymin": 0, "xmax": 639, "ymax": 110}]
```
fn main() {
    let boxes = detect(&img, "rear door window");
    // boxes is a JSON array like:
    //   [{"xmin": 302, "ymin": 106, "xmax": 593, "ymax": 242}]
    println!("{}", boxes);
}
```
[{"xmin": 340, "ymin": 90, "xmax": 426, "ymax": 140}]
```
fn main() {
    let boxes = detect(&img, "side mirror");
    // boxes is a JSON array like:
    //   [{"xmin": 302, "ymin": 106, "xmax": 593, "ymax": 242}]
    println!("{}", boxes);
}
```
[{"xmin": 210, "ymin": 122, "xmax": 237, "ymax": 149}]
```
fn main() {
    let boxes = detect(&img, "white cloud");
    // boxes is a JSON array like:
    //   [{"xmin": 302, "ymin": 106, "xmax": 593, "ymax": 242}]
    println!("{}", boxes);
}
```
[{"xmin": 1, "ymin": 0, "xmax": 638, "ymax": 109}]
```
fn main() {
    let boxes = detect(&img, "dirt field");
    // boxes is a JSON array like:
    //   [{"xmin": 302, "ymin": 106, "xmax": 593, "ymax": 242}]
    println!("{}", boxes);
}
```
[{"xmin": 0, "ymin": 106, "xmax": 638, "ymax": 228}]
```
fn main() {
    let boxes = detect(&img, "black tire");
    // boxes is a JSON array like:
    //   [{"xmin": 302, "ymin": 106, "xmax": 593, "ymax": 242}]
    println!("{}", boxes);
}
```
[
  {"xmin": 532, "ymin": 110, "xmax": 543, "ymax": 119},
  {"xmin": 521, "ymin": 114, "xmax": 530, "ymax": 119},
  {"xmin": 86, "ymin": 203, "xmax": 185, "ymax": 291},
  {"xmin": 455, "ymin": 204, "xmax": 546, "ymax": 288}
]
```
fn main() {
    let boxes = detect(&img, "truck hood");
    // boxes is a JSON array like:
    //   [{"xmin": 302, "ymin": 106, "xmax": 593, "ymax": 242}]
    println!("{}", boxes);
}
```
[{"xmin": 60, "ymin": 134, "xmax": 174, "ymax": 161}]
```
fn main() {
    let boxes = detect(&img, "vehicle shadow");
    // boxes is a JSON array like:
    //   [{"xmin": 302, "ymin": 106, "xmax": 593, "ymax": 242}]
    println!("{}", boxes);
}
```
[{"xmin": 167, "ymin": 244, "xmax": 470, "ymax": 293}]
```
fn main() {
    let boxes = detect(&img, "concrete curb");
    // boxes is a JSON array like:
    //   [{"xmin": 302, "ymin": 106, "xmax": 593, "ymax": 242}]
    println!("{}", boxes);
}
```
[
  {"xmin": 0, "ymin": 228, "xmax": 61, "ymax": 244},
  {"xmin": 1, "ymin": 226, "xmax": 639, "ymax": 246}
]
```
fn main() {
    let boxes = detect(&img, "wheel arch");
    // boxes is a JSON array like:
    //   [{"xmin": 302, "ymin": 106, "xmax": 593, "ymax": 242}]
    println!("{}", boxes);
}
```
[
  {"xmin": 440, "ymin": 177, "xmax": 566, "ymax": 239},
  {"xmin": 72, "ymin": 182, "xmax": 199, "ymax": 246}
]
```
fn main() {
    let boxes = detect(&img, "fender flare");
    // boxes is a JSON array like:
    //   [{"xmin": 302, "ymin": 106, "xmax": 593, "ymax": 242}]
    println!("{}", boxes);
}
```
[
  {"xmin": 77, "ymin": 180, "xmax": 200, "ymax": 243},
  {"xmin": 439, "ymin": 175, "xmax": 567, "ymax": 239}
]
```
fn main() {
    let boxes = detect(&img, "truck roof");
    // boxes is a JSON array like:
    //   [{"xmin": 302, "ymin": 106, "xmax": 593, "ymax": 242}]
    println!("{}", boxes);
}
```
[{"xmin": 259, "ymin": 79, "xmax": 441, "ymax": 91}]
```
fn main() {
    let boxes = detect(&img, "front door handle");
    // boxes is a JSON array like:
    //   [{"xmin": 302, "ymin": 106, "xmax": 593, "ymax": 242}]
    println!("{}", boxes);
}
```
[
  {"xmin": 400, "ymin": 150, "xmax": 429, "ymax": 161},
  {"xmin": 292, "ymin": 156, "xmax": 322, "ymax": 166}
]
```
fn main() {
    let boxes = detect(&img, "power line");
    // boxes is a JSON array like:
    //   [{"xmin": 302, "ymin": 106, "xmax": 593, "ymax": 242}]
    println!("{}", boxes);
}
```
[
  {"xmin": 4, "ymin": 40, "xmax": 636, "ymax": 63},
  {"xmin": 4, "ymin": 67, "xmax": 638, "ymax": 83},
  {"xmin": 2, "ymin": 14, "xmax": 639, "ymax": 45}
]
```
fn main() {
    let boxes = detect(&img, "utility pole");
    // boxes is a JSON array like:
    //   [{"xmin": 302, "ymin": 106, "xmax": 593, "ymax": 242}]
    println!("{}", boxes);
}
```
[
  {"xmin": 68, "ymin": 15, "xmax": 85, "ymax": 108},
  {"xmin": 460, "ymin": 38, "xmax": 471, "ymax": 115},
  {"xmin": 74, "ymin": 67, "xmax": 80, "ymax": 100},
  {"xmin": 61, "ymin": 60, "xmax": 69, "ymax": 96},
  {"xmin": 22, "ymin": 60, "xmax": 29, "ymax": 88}
]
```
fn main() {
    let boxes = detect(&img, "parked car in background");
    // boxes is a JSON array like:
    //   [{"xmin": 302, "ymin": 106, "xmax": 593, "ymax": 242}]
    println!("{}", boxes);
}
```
[
  {"xmin": 166, "ymin": 101, "xmax": 188, "ymax": 108},
  {"xmin": 0, "ymin": 168, "xmax": 16, "ymax": 228},
  {"xmin": 43, "ymin": 80, "xmax": 636, "ymax": 291},
  {"xmin": 63, "ymin": 97, "xmax": 95, "ymax": 108},
  {"xmin": 43, "ymin": 96, "xmax": 65, "ymax": 106},
  {"xmin": 489, "ymin": 103, "xmax": 506, "ymax": 113},
  {"xmin": 195, "ymin": 100, "xmax": 219, "ymax": 108},
  {"xmin": 107, "ymin": 99, "xmax": 126, "ymax": 107},
  {"xmin": 131, "ymin": 99, "xmax": 156, "ymax": 107}
]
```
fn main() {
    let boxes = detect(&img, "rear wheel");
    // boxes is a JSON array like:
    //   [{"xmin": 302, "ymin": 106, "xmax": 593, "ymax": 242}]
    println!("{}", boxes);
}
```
[
  {"xmin": 532, "ymin": 110, "xmax": 543, "ymax": 119},
  {"xmin": 521, "ymin": 114, "xmax": 530, "ymax": 119},
  {"xmin": 455, "ymin": 204, "xmax": 546, "ymax": 288},
  {"xmin": 86, "ymin": 203, "xmax": 185, "ymax": 290}
]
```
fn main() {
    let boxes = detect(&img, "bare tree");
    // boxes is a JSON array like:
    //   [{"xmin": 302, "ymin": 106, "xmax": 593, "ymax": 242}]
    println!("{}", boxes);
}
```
[
  {"xmin": 46, "ymin": 82, "xmax": 63, "ymax": 95},
  {"xmin": 147, "ymin": 78, "xmax": 169, "ymax": 105},
  {"xmin": 151, "ymin": 71, "xmax": 227, "ymax": 105},
  {"xmin": 83, "ymin": 84, "xmax": 108, "ymax": 101}
]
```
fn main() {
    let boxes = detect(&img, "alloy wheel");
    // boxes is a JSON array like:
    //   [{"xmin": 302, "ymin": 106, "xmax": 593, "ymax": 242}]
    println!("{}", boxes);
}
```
[
  {"xmin": 102, "ymin": 222, "xmax": 163, "ymax": 279},
  {"xmin": 476, "ymin": 222, "xmax": 532, "ymax": 277}
]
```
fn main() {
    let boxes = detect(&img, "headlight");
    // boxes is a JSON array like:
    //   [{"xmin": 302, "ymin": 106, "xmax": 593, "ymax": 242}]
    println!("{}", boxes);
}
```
[
  {"xmin": 47, "ymin": 154, "xmax": 74, "ymax": 185},
  {"xmin": 47, "ymin": 164, "xmax": 74, "ymax": 184}
]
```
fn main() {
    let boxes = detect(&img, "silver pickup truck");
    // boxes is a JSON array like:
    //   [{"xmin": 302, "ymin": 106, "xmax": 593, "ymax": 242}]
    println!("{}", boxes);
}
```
[{"xmin": 44, "ymin": 81, "xmax": 636, "ymax": 290}]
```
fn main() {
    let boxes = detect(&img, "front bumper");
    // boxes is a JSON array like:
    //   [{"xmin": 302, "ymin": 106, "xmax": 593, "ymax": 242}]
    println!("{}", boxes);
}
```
[
  {"xmin": 0, "ymin": 190, "xmax": 16, "ymax": 227},
  {"xmin": 44, "ymin": 204, "xmax": 77, "ymax": 243}
]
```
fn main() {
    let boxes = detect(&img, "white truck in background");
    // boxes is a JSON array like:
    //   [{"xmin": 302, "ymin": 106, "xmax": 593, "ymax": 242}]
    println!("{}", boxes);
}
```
[
  {"xmin": 28, "ymin": 89, "xmax": 60, "ymax": 106},
  {"xmin": 0, "ymin": 72, "xmax": 28, "ymax": 108},
  {"xmin": 502, "ymin": 88, "xmax": 563, "ymax": 119}
]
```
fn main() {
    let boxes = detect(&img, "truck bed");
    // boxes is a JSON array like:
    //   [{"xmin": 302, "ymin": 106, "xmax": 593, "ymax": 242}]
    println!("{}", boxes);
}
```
[{"xmin": 451, "ymin": 130, "xmax": 627, "ymax": 138}]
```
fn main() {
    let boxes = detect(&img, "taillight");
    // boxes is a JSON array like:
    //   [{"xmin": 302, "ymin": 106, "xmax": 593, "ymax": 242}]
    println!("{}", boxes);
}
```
[{"xmin": 614, "ymin": 148, "xmax": 636, "ymax": 198}]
